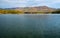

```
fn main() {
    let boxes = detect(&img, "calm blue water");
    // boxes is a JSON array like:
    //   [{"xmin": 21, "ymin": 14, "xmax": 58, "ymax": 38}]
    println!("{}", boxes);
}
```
[{"xmin": 0, "ymin": 14, "xmax": 60, "ymax": 38}]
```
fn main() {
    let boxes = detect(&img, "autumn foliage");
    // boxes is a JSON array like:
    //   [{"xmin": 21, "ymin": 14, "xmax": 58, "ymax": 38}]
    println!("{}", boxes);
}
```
[{"xmin": 0, "ymin": 9, "xmax": 24, "ymax": 14}]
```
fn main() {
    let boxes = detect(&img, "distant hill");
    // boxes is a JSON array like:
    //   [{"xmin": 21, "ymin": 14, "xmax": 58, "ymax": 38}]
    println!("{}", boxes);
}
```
[{"xmin": 0, "ymin": 6, "xmax": 57, "ymax": 14}]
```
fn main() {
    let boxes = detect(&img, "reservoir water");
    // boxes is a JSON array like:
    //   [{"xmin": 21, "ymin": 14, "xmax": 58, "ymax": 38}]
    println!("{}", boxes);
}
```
[{"xmin": 0, "ymin": 14, "xmax": 60, "ymax": 38}]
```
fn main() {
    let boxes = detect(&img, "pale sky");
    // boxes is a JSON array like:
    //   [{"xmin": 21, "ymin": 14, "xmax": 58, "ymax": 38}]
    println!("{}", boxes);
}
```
[{"xmin": 0, "ymin": 0, "xmax": 60, "ymax": 8}]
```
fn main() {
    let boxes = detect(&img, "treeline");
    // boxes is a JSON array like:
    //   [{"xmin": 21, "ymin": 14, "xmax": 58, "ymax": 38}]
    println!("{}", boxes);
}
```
[
  {"xmin": 52, "ymin": 9, "xmax": 60, "ymax": 14},
  {"xmin": 0, "ymin": 9, "xmax": 60, "ymax": 14},
  {"xmin": 0, "ymin": 9, "xmax": 23, "ymax": 14}
]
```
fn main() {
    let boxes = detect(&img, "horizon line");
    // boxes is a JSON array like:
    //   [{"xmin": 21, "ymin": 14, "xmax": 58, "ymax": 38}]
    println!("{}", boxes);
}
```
[{"xmin": 0, "ymin": 5, "xmax": 59, "ymax": 9}]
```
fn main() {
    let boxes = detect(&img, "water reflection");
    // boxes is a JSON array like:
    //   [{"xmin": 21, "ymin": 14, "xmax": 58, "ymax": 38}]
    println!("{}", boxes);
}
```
[{"xmin": 0, "ymin": 14, "xmax": 60, "ymax": 38}]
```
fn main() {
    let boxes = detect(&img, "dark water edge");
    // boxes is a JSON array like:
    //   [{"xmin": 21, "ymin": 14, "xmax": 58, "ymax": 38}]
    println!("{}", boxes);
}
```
[{"xmin": 0, "ymin": 14, "xmax": 60, "ymax": 38}]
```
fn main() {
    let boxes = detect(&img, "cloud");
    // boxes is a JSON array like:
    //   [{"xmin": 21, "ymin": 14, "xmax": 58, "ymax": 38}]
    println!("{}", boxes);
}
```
[{"xmin": 0, "ymin": 0, "xmax": 60, "ymax": 8}]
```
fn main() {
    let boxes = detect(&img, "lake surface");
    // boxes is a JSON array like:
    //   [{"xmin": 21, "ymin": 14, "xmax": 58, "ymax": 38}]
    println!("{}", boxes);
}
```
[{"xmin": 0, "ymin": 14, "xmax": 60, "ymax": 38}]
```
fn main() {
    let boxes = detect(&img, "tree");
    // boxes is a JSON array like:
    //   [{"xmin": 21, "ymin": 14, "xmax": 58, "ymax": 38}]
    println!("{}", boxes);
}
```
[{"xmin": 52, "ymin": 9, "xmax": 60, "ymax": 14}]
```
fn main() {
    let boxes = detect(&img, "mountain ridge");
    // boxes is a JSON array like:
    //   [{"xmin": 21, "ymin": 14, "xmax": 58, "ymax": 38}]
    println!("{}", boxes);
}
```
[{"xmin": 0, "ymin": 6, "xmax": 57, "ymax": 14}]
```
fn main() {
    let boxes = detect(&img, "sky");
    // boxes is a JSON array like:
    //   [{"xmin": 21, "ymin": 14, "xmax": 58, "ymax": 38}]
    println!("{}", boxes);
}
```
[{"xmin": 0, "ymin": 0, "xmax": 60, "ymax": 8}]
